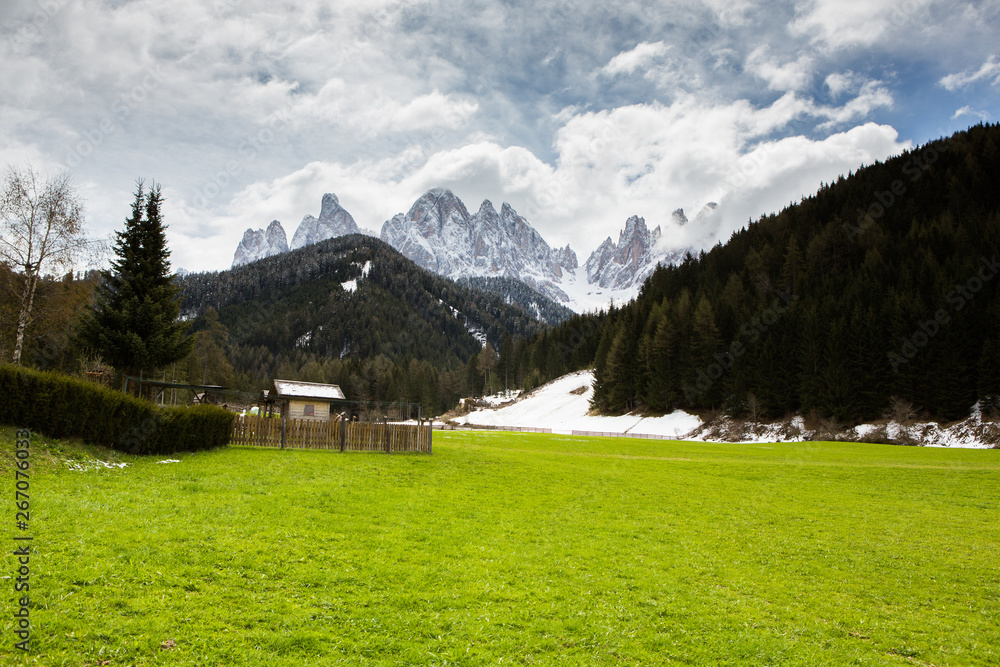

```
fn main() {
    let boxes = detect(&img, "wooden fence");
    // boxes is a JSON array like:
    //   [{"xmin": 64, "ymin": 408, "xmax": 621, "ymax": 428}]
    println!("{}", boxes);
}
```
[
  {"xmin": 435, "ymin": 423, "xmax": 551, "ymax": 433},
  {"xmin": 230, "ymin": 416, "xmax": 432, "ymax": 453},
  {"xmin": 571, "ymin": 430, "xmax": 678, "ymax": 440}
]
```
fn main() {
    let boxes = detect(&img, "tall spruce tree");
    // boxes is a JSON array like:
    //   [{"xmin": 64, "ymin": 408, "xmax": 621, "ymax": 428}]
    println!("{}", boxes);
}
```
[{"xmin": 78, "ymin": 181, "xmax": 192, "ymax": 381}]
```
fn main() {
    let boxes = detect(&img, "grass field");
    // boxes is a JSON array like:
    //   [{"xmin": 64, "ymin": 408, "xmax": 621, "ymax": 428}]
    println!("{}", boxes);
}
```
[{"xmin": 2, "ymin": 426, "xmax": 999, "ymax": 665}]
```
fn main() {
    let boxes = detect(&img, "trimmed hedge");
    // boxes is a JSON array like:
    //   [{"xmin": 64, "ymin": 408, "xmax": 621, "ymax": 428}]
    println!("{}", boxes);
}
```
[{"xmin": 0, "ymin": 364, "xmax": 234, "ymax": 455}]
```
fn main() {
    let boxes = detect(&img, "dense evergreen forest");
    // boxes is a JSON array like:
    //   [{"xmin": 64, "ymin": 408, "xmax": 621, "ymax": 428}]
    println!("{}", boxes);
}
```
[
  {"xmin": 455, "ymin": 276, "xmax": 575, "ymax": 326},
  {"xmin": 177, "ymin": 235, "xmax": 553, "ymax": 413},
  {"xmin": 518, "ymin": 123, "xmax": 1000, "ymax": 424}
]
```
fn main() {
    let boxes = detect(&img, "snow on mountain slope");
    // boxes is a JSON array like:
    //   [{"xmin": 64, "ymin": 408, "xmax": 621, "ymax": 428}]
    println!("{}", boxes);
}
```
[
  {"xmin": 232, "ymin": 188, "xmax": 699, "ymax": 312},
  {"xmin": 232, "ymin": 193, "xmax": 360, "ymax": 267},
  {"xmin": 290, "ymin": 193, "xmax": 361, "ymax": 250},
  {"xmin": 380, "ymin": 190, "xmax": 695, "ymax": 312},
  {"xmin": 585, "ymin": 215, "xmax": 689, "ymax": 291},
  {"xmin": 452, "ymin": 371, "xmax": 996, "ymax": 447},
  {"xmin": 379, "ymin": 188, "xmax": 578, "ymax": 305},
  {"xmin": 233, "ymin": 219, "xmax": 289, "ymax": 266},
  {"xmin": 453, "ymin": 370, "xmax": 702, "ymax": 436}
]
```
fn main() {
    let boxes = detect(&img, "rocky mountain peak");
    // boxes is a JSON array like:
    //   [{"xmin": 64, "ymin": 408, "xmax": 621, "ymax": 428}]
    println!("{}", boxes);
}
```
[
  {"xmin": 476, "ymin": 199, "xmax": 499, "ymax": 222},
  {"xmin": 290, "ymin": 193, "xmax": 360, "ymax": 250},
  {"xmin": 553, "ymin": 244, "xmax": 578, "ymax": 272},
  {"xmin": 230, "ymin": 186, "xmax": 693, "ymax": 312},
  {"xmin": 233, "ymin": 219, "xmax": 289, "ymax": 266},
  {"xmin": 380, "ymin": 189, "xmax": 580, "ymax": 304},
  {"xmin": 264, "ymin": 219, "xmax": 286, "ymax": 245},
  {"xmin": 319, "ymin": 193, "xmax": 343, "ymax": 218},
  {"xmin": 584, "ymin": 215, "xmax": 686, "ymax": 290}
]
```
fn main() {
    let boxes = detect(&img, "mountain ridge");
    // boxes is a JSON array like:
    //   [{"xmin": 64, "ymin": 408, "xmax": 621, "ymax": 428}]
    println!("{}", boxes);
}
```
[{"xmin": 232, "ymin": 189, "xmax": 692, "ymax": 311}]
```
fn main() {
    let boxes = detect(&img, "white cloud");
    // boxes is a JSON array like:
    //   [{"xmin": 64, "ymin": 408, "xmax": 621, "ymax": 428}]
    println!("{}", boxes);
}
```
[
  {"xmin": 939, "ymin": 56, "xmax": 1000, "ymax": 91},
  {"xmin": 952, "ymin": 105, "xmax": 991, "ymax": 121},
  {"xmin": 600, "ymin": 41, "xmax": 671, "ymax": 77},
  {"xmin": 745, "ymin": 46, "xmax": 814, "ymax": 91},
  {"xmin": 789, "ymin": 0, "xmax": 933, "ymax": 49},
  {"xmin": 388, "ymin": 92, "xmax": 479, "ymax": 132},
  {"xmin": 824, "ymin": 71, "xmax": 860, "ymax": 97},
  {"xmin": 188, "ymin": 88, "xmax": 909, "ymax": 270},
  {"xmin": 0, "ymin": 0, "xmax": 988, "ymax": 274},
  {"xmin": 813, "ymin": 80, "xmax": 893, "ymax": 128}
]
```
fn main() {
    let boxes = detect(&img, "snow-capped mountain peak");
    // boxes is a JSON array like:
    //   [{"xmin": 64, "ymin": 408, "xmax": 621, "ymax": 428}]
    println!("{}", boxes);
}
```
[
  {"xmin": 584, "ymin": 215, "xmax": 688, "ymax": 291},
  {"xmin": 290, "ymin": 192, "xmax": 361, "ymax": 250},
  {"xmin": 380, "ymin": 189, "xmax": 580, "ymax": 304},
  {"xmin": 233, "ymin": 219, "xmax": 289, "ymax": 266},
  {"xmin": 230, "ymin": 187, "xmax": 696, "ymax": 312}
]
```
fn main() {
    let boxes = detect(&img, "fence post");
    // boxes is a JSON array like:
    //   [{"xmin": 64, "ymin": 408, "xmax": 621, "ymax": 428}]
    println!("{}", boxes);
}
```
[
  {"xmin": 340, "ymin": 415, "xmax": 346, "ymax": 452},
  {"xmin": 280, "ymin": 416, "xmax": 286, "ymax": 450},
  {"xmin": 383, "ymin": 417, "xmax": 390, "ymax": 453},
  {"xmin": 428, "ymin": 420, "xmax": 433, "ymax": 454}
]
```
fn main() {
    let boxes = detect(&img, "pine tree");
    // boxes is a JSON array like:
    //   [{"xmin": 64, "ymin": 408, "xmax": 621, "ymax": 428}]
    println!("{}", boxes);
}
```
[
  {"xmin": 590, "ymin": 310, "xmax": 619, "ymax": 411},
  {"xmin": 603, "ymin": 321, "xmax": 635, "ymax": 411},
  {"xmin": 77, "ymin": 181, "xmax": 192, "ymax": 381},
  {"xmin": 497, "ymin": 331, "xmax": 514, "ymax": 393},
  {"xmin": 779, "ymin": 235, "xmax": 805, "ymax": 295},
  {"xmin": 689, "ymin": 295, "xmax": 723, "ymax": 408}
]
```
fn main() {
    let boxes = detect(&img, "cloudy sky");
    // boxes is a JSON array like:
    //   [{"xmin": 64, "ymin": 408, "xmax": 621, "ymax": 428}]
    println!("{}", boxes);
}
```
[{"xmin": 2, "ymin": 0, "xmax": 998, "ymax": 273}]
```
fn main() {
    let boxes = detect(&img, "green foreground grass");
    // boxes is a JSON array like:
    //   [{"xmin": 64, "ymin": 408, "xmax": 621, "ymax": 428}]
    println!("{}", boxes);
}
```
[{"xmin": 1, "ymin": 427, "xmax": 999, "ymax": 666}]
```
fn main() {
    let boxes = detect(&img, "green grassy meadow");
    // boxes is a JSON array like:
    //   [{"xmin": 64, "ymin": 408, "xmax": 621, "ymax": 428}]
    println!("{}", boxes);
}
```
[{"xmin": 2, "ymin": 427, "xmax": 999, "ymax": 665}]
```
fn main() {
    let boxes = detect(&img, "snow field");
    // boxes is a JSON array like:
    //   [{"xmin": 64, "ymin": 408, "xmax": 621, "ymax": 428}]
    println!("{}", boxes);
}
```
[{"xmin": 451, "ymin": 370, "xmax": 997, "ymax": 448}]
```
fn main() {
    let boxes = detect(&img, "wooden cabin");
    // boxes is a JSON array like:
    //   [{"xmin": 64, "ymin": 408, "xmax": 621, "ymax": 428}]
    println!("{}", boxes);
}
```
[{"xmin": 266, "ymin": 379, "xmax": 347, "ymax": 422}]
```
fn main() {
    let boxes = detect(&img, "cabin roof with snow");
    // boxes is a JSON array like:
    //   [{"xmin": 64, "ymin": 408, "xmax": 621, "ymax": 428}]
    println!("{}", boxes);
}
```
[{"xmin": 269, "ymin": 379, "xmax": 346, "ymax": 402}]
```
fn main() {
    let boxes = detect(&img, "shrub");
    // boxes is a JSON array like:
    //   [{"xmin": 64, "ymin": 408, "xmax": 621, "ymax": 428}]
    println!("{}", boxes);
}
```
[
  {"xmin": 0, "ymin": 364, "xmax": 234, "ymax": 455},
  {"xmin": 883, "ymin": 396, "xmax": 918, "ymax": 425}
]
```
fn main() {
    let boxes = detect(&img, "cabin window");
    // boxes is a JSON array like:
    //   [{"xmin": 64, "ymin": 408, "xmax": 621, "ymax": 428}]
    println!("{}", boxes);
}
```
[{"xmin": 303, "ymin": 404, "xmax": 315, "ymax": 416}]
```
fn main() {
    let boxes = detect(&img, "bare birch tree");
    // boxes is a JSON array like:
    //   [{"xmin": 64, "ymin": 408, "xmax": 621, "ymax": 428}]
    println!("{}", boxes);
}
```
[{"xmin": 0, "ymin": 165, "xmax": 87, "ymax": 365}]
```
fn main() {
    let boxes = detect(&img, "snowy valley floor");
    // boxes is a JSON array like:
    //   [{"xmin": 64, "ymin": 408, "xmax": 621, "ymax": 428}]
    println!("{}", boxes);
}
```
[{"xmin": 445, "ymin": 370, "xmax": 1000, "ymax": 449}]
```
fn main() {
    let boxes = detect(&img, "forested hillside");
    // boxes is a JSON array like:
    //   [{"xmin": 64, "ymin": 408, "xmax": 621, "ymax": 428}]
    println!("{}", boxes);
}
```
[
  {"xmin": 178, "ymin": 235, "xmax": 549, "ymax": 413},
  {"xmin": 586, "ymin": 123, "xmax": 1000, "ymax": 422},
  {"xmin": 511, "ymin": 123, "xmax": 1000, "ymax": 424},
  {"xmin": 455, "ymin": 276, "xmax": 575, "ymax": 326}
]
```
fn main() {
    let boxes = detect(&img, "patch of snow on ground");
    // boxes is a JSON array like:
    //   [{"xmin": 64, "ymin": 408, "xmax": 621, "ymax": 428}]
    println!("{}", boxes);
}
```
[
  {"xmin": 467, "ymin": 325, "xmax": 488, "ymax": 347},
  {"xmin": 454, "ymin": 370, "xmax": 701, "ymax": 437},
  {"xmin": 341, "ymin": 262, "xmax": 370, "ymax": 293},
  {"xmin": 67, "ymin": 460, "xmax": 128, "ymax": 471},
  {"xmin": 447, "ymin": 371, "xmax": 998, "ymax": 448},
  {"xmin": 477, "ymin": 390, "xmax": 522, "ymax": 406}
]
